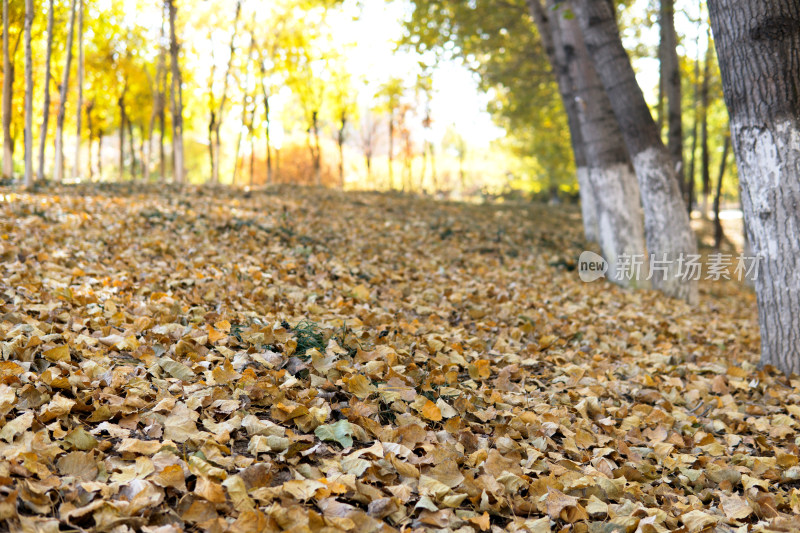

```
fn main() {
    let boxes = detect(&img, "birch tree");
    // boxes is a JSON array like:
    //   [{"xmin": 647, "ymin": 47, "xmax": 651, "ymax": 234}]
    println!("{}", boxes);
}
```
[
  {"xmin": 37, "ymin": 0, "xmax": 55, "ymax": 181},
  {"xmin": 54, "ymin": 0, "xmax": 78, "ymax": 183},
  {"xmin": 573, "ymin": 0, "xmax": 698, "ymax": 303},
  {"xmin": 660, "ymin": 0, "xmax": 684, "ymax": 195},
  {"xmin": 526, "ymin": 0, "xmax": 595, "ymax": 243},
  {"xmin": 708, "ymin": 0, "xmax": 800, "ymax": 374},
  {"xmin": 74, "ymin": 0, "xmax": 84, "ymax": 179},
  {"xmin": 549, "ymin": 0, "xmax": 646, "ymax": 287},
  {"xmin": 23, "ymin": 0, "xmax": 33, "ymax": 187},
  {"xmin": 167, "ymin": 0, "xmax": 184, "ymax": 183},
  {"xmin": 209, "ymin": 0, "xmax": 242, "ymax": 183},
  {"xmin": 2, "ymin": 0, "xmax": 13, "ymax": 179}
]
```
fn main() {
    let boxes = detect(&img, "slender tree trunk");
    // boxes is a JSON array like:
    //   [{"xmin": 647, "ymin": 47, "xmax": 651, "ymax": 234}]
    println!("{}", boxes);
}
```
[
  {"xmin": 144, "ymin": 65, "xmax": 160, "ymax": 182},
  {"xmin": 97, "ymin": 131, "xmax": 103, "ymax": 179},
  {"xmin": 661, "ymin": 0, "xmax": 684, "ymax": 194},
  {"xmin": 54, "ymin": 0, "xmax": 78, "ymax": 183},
  {"xmin": 167, "ymin": 0, "xmax": 184, "ymax": 184},
  {"xmin": 574, "ymin": 0, "xmax": 698, "ymax": 303},
  {"xmin": 527, "ymin": 0, "xmax": 595, "ymax": 243},
  {"xmin": 712, "ymin": 135, "xmax": 729, "ymax": 249},
  {"xmin": 118, "ymin": 91, "xmax": 126, "ymax": 181},
  {"xmin": 551, "ymin": 0, "xmax": 646, "ymax": 288},
  {"xmin": 248, "ymin": 91, "xmax": 256, "ymax": 187},
  {"xmin": 2, "ymin": 0, "xmax": 12, "ymax": 179},
  {"xmin": 73, "ymin": 0, "xmax": 84, "ymax": 180},
  {"xmin": 259, "ymin": 66, "xmax": 272, "ymax": 184},
  {"xmin": 233, "ymin": 120, "xmax": 243, "ymax": 186},
  {"xmin": 127, "ymin": 117, "xmax": 137, "ymax": 178},
  {"xmin": 86, "ymin": 99, "xmax": 94, "ymax": 180},
  {"xmin": 37, "ymin": 0, "xmax": 55, "ymax": 182},
  {"xmin": 312, "ymin": 110, "xmax": 321, "ymax": 185},
  {"xmin": 157, "ymin": 11, "xmax": 167, "ymax": 182},
  {"xmin": 657, "ymin": 21, "xmax": 665, "ymax": 134},
  {"xmin": 686, "ymin": 29, "xmax": 701, "ymax": 214},
  {"xmin": 338, "ymin": 115, "xmax": 346, "ymax": 188},
  {"xmin": 700, "ymin": 36, "xmax": 712, "ymax": 218},
  {"xmin": 23, "ymin": 0, "xmax": 33, "ymax": 188},
  {"xmin": 709, "ymin": 0, "xmax": 800, "ymax": 373},
  {"xmin": 210, "ymin": 2, "xmax": 242, "ymax": 184}
]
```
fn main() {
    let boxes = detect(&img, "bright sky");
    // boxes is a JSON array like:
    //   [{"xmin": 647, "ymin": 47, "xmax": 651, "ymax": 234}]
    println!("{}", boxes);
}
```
[{"xmin": 327, "ymin": 0, "xmax": 505, "ymax": 148}]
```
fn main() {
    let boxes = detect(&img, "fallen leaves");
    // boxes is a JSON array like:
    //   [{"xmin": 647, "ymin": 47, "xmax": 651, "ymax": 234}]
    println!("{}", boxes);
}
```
[{"xmin": 0, "ymin": 184, "xmax": 794, "ymax": 532}]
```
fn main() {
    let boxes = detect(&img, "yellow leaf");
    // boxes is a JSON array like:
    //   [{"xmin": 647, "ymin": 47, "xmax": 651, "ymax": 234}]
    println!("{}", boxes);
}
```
[
  {"xmin": 346, "ymin": 374, "xmax": 376, "ymax": 399},
  {"xmin": 43, "ymin": 345, "xmax": 70, "ymax": 362},
  {"xmin": 207, "ymin": 325, "xmax": 226, "ymax": 343},
  {"xmin": 469, "ymin": 512, "xmax": 491, "ymax": 531},
  {"xmin": 421, "ymin": 400, "xmax": 442, "ymax": 421},
  {"xmin": 351, "ymin": 284, "xmax": 370, "ymax": 301}
]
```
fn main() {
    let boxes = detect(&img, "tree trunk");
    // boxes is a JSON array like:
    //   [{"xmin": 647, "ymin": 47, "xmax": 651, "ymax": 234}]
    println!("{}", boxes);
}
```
[
  {"xmin": 712, "ymin": 135, "xmax": 729, "ymax": 249},
  {"xmin": 37, "ymin": 0, "xmax": 55, "ymax": 182},
  {"xmin": 686, "ymin": 28, "xmax": 701, "ymax": 214},
  {"xmin": 527, "ymin": 0, "xmax": 596, "ymax": 243},
  {"xmin": 311, "ymin": 110, "xmax": 321, "ymax": 185},
  {"xmin": 144, "ymin": 63, "xmax": 161, "ymax": 182},
  {"xmin": 73, "ymin": 0, "xmax": 84, "ymax": 180},
  {"xmin": 97, "ymin": 131, "xmax": 103, "ymax": 179},
  {"xmin": 54, "ymin": 0, "xmax": 78, "ymax": 183},
  {"xmin": 2, "ymin": 0, "xmax": 12, "ymax": 179},
  {"xmin": 259, "ymin": 66, "xmax": 271, "ymax": 184},
  {"xmin": 86, "ymin": 99, "xmax": 94, "ymax": 180},
  {"xmin": 211, "ymin": 1, "xmax": 242, "ymax": 184},
  {"xmin": 700, "ymin": 35, "xmax": 712, "ymax": 218},
  {"xmin": 158, "ymin": 10, "xmax": 167, "ymax": 182},
  {"xmin": 338, "ymin": 114, "xmax": 346, "ymax": 188},
  {"xmin": 661, "ymin": 0, "xmax": 684, "ymax": 194},
  {"xmin": 551, "ymin": 0, "xmax": 647, "ymax": 288},
  {"xmin": 118, "ymin": 91, "xmax": 126, "ymax": 181},
  {"xmin": 23, "ymin": 0, "xmax": 33, "ymax": 188},
  {"xmin": 708, "ymin": 0, "xmax": 800, "ymax": 374},
  {"xmin": 127, "ymin": 117, "xmax": 137, "ymax": 178},
  {"xmin": 167, "ymin": 0, "xmax": 184, "ymax": 184},
  {"xmin": 574, "ymin": 0, "xmax": 698, "ymax": 303}
]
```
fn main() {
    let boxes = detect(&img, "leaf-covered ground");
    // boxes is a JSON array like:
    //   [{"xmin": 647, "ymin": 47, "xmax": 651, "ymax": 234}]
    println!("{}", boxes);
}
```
[{"xmin": 0, "ymin": 184, "xmax": 797, "ymax": 533}]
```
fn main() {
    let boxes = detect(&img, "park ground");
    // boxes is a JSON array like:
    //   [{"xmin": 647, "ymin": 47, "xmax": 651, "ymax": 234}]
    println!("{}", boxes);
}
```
[{"xmin": 0, "ymin": 184, "xmax": 797, "ymax": 532}]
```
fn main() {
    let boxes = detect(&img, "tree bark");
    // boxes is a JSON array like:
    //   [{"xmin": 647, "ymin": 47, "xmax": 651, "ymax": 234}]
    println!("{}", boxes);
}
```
[
  {"xmin": 37, "ymin": 0, "xmax": 55, "ymax": 182},
  {"xmin": 712, "ymin": 135, "xmax": 729, "ymax": 249},
  {"xmin": 700, "ymin": 35, "xmax": 712, "ymax": 218},
  {"xmin": 661, "ymin": 0, "xmax": 684, "ymax": 194},
  {"xmin": 526, "ymin": 0, "xmax": 596, "ymax": 243},
  {"xmin": 73, "ymin": 0, "xmax": 84, "ymax": 180},
  {"xmin": 574, "ymin": 0, "xmax": 698, "ymax": 303},
  {"xmin": 118, "ymin": 89, "xmax": 126, "ymax": 181},
  {"xmin": 127, "ymin": 116, "xmax": 137, "ymax": 178},
  {"xmin": 54, "ymin": 0, "xmax": 78, "ymax": 183},
  {"xmin": 3, "ymin": 0, "xmax": 13, "ymax": 179},
  {"xmin": 23, "ymin": 0, "xmax": 33, "ymax": 188},
  {"xmin": 551, "ymin": 0, "xmax": 647, "ymax": 288},
  {"xmin": 258, "ymin": 59, "xmax": 272, "ymax": 184},
  {"xmin": 338, "ymin": 113, "xmax": 346, "ymax": 188},
  {"xmin": 686, "ymin": 28, "xmax": 701, "ymax": 214},
  {"xmin": 167, "ymin": 0, "xmax": 184, "ymax": 184},
  {"xmin": 158, "ymin": 8, "xmax": 167, "ymax": 182},
  {"xmin": 86, "ymin": 98, "xmax": 93, "ymax": 180},
  {"xmin": 708, "ymin": 0, "xmax": 800, "ymax": 374},
  {"xmin": 311, "ymin": 110, "xmax": 321, "ymax": 185}
]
